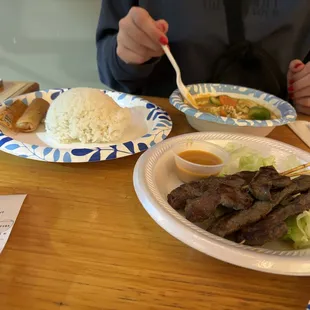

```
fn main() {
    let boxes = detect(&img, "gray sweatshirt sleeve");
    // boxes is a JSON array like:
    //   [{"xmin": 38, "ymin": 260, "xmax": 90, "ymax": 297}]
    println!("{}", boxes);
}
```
[{"xmin": 96, "ymin": 0, "xmax": 159, "ymax": 94}]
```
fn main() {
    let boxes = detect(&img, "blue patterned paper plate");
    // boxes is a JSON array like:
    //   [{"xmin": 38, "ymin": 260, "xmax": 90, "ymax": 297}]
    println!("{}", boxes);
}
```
[
  {"xmin": 0, "ymin": 88, "xmax": 172, "ymax": 163},
  {"xmin": 169, "ymin": 83, "xmax": 297, "ymax": 127}
]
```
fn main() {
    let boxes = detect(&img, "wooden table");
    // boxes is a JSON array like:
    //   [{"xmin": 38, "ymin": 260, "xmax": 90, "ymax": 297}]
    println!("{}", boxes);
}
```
[
  {"xmin": 0, "ymin": 81, "xmax": 39, "ymax": 102},
  {"xmin": 0, "ymin": 87, "xmax": 310, "ymax": 310}
]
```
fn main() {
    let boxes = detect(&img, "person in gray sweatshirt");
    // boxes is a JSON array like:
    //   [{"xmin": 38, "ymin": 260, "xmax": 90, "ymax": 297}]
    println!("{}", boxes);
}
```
[{"xmin": 96, "ymin": 0, "xmax": 310, "ymax": 115}]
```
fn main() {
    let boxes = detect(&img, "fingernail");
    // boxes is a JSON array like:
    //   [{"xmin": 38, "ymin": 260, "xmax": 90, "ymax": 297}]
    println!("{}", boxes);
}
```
[
  {"xmin": 289, "ymin": 79, "xmax": 294, "ymax": 85},
  {"xmin": 294, "ymin": 63, "xmax": 303, "ymax": 69},
  {"xmin": 158, "ymin": 24, "xmax": 165, "ymax": 32},
  {"xmin": 288, "ymin": 85, "xmax": 294, "ymax": 92},
  {"xmin": 159, "ymin": 36, "xmax": 168, "ymax": 45}
]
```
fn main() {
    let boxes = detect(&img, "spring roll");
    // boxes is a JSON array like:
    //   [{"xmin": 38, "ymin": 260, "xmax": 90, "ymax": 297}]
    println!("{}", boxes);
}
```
[
  {"xmin": 0, "ymin": 99, "xmax": 27, "ymax": 131},
  {"xmin": 16, "ymin": 98, "xmax": 50, "ymax": 132}
]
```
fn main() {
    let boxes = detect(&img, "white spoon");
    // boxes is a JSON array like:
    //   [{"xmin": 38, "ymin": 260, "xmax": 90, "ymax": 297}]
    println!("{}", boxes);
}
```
[{"xmin": 161, "ymin": 45, "xmax": 199, "ymax": 109}]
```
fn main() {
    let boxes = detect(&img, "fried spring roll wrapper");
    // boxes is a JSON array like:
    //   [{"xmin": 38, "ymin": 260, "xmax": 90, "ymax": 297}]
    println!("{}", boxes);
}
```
[
  {"xmin": 16, "ymin": 98, "xmax": 50, "ymax": 132},
  {"xmin": 0, "ymin": 100, "xmax": 27, "ymax": 131}
]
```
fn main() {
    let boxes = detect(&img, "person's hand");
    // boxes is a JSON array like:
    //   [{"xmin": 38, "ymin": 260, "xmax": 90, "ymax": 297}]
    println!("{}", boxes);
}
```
[
  {"xmin": 287, "ymin": 59, "xmax": 310, "ymax": 115},
  {"xmin": 116, "ymin": 7, "xmax": 169, "ymax": 65}
]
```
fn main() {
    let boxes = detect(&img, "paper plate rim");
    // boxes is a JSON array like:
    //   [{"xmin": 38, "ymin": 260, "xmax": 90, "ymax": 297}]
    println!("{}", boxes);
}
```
[{"xmin": 0, "ymin": 88, "xmax": 173, "ymax": 163}]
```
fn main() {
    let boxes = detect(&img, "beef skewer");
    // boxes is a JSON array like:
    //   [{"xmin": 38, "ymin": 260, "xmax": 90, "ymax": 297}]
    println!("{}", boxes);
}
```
[
  {"xmin": 167, "ymin": 162, "xmax": 310, "ymax": 248},
  {"xmin": 208, "ymin": 183, "xmax": 297, "ymax": 237},
  {"xmin": 237, "ymin": 191, "xmax": 310, "ymax": 246}
]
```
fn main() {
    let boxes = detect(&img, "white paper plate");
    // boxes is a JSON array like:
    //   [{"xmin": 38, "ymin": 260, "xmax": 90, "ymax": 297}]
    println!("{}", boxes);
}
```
[
  {"xmin": 0, "ymin": 88, "xmax": 172, "ymax": 163},
  {"xmin": 133, "ymin": 132, "xmax": 310, "ymax": 276}
]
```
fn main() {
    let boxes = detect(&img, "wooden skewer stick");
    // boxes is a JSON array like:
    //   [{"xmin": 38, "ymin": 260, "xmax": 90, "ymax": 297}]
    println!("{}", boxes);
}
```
[
  {"xmin": 285, "ymin": 170, "xmax": 310, "ymax": 178},
  {"xmin": 281, "ymin": 162, "xmax": 310, "ymax": 176}
]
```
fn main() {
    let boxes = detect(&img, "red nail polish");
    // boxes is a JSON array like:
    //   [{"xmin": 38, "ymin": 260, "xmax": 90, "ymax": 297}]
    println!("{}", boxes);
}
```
[
  {"xmin": 159, "ymin": 36, "xmax": 168, "ymax": 45},
  {"xmin": 288, "ymin": 85, "xmax": 294, "ymax": 92},
  {"xmin": 289, "ymin": 79, "xmax": 294, "ymax": 84},
  {"xmin": 294, "ymin": 63, "xmax": 303, "ymax": 69}
]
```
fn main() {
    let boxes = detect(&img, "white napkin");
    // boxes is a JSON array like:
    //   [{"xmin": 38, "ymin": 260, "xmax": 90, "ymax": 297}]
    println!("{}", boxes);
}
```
[
  {"xmin": 288, "ymin": 121, "xmax": 310, "ymax": 149},
  {"xmin": 0, "ymin": 195, "xmax": 26, "ymax": 253}
]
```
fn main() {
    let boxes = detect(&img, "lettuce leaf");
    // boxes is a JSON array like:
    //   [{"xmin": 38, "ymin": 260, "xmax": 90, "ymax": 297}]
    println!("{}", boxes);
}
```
[
  {"xmin": 221, "ymin": 143, "xmax": 276, "ymax": 175},
  {"xmin": 285, "ymin": 211, "xmax": 310, "ymax": 249},
  {"xmin": 220, "ymin": 143, "xmax": 301, "ymax": 176}
]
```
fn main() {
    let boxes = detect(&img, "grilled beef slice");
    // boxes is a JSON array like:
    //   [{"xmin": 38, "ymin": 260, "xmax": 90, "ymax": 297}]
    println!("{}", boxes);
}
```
[
  {"xmin": 185, "ymin": 187, "xmax": 221, "ymax": 222},
  {"xmin": 249, "ymin": 166, "xmax": 292, "ymax": 201},
  {"xmin": 237, "ymin": 191, "xmax": 310, "ymax": 246},
  {"xmin": 292, "ymin": 175, "xmax": 310, "ymax": 193},
  {"xmin": 167, "ymin": 180, "xmax": 204, "ymax": 210},
  {"xmin": 280, "ymin": 175, "xmax": 310, "ymax": 206},
  {"xmin": 234, "ymin": 171, "xmax": 256, "ymax": 184},
  {"xmin": 208, "ymin": 183, "xmax": 297, "ymax": 237},
  {"xmin": 219, "ymin": 184, "xmax": 253, "ymax": 210},
  {"xmin": 239, "ymin": 222, "xmax": 289, "ymax": 246},
  {"xmin": 185, "ymin": 184, "xmax": 254, "ymax": 222},
  {"xmin": 168, "ymin": 174, "xmax": 251, "ymax": 210}
]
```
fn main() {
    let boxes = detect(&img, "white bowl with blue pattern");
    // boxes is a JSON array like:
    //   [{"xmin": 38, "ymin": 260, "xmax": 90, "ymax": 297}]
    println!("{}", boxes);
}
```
[
  {"xmin": 169, "ymin": 83, "xmax": 297, "ymax": 136},
  {"xmin": 0, "ymin": 88, "xmax": 172, "ymax": 163}
]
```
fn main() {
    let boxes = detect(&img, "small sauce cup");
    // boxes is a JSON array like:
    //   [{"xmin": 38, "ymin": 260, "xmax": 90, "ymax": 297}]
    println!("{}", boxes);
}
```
[{"xmin": 172, "ymin": 140, "xmax": 230, "ymax": 183}]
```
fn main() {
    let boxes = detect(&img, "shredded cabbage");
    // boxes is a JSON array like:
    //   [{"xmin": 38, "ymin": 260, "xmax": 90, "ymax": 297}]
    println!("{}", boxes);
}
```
[
  {"xmin": 220, "ymin": 143, "xmax": 301, "ymax": 176},
  {"xmin": 221, "ymin": 143, "xmax": 276, "ymax": 175},
  {"xmin": 285, "ymin": 211, "xmax": 310, "ymax": 249}
]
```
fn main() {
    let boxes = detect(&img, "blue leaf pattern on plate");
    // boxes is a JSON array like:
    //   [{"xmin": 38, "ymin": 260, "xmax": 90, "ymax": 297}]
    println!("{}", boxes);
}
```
[
  {"xmin": 43, "ymin": 147, "xmax": 53, "ymax": 157},
  {"xmin": 53, "ymin": 149, "xmax": 60, "ymax": 162},
  {"xmin": 0, "ymin": 88, "xmax": 172, "ymax": 163},
  {"xmin": 35, "ymin": 91, "xmax": 43, "ymax": 98},
  {"xmin": 152, "ymin": 111, "xmax": 164, "ymax": 121},
  {"xmin": 71, "ymin": 149, "xmax": 94, "ymax": 156},
  {"xmin": 118, "ymin": 93, "xmax": 127, "ymax": 100},
  {"xmin": 63, "ymin": 152, "xmax": 72, "ymax": 163},
  {"xmin": 138, "ymin": 143, "xmax": 148, "ymax": 152},
  {"xmin": 158, "ymin": 120, "xmax": 173, "ymax": 126},
  {"xmin": 106, "ymin": 151, "xmax": 117, "ymax": 160},
  {"xmin": 51, "ymin": 91, "xmax": 62, "ymax": 100},
  {"xmin": 123, "ymin": 141, "xmax": 135, "ymax": 153},
  {"xmin": 155, "ymin": 123, "xmax": 168, "ymax": 128},
  {"xmin": 158, "ymin": 115, "xmax": 171, "ymax": 120},
  {"xmin": 5, "ymin": 144, "xmax": 20, "ymax": 151},
  {"xmin": 89, "ymin": 151, "xmax": 101, "ymax": 162},
  {"xmin": 4, "ymin": 99, "xmax": 13, "ymax": 106},
  {"xmin": 0, "ymin": 137, "xmax": 13, "ymax": 147},
  {"xmin": 146, "ymin": 109, "xmax": 156, "ymax": 121}
]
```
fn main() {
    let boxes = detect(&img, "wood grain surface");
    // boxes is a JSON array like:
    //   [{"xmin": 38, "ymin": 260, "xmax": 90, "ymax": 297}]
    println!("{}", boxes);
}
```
[
  {"xmin": 0, "ymin": 81, "xmax": 39, "ymax": 102},
  {"xmin": 0, "ymin": 94, "xmax": 309, "ymax": 310}
]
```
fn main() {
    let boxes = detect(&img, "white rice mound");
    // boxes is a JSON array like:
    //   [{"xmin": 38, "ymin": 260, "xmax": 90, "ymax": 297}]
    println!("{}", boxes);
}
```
[{"xmin": 45, "ymin": 88, "xmax": 131, "ymax": 143}]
